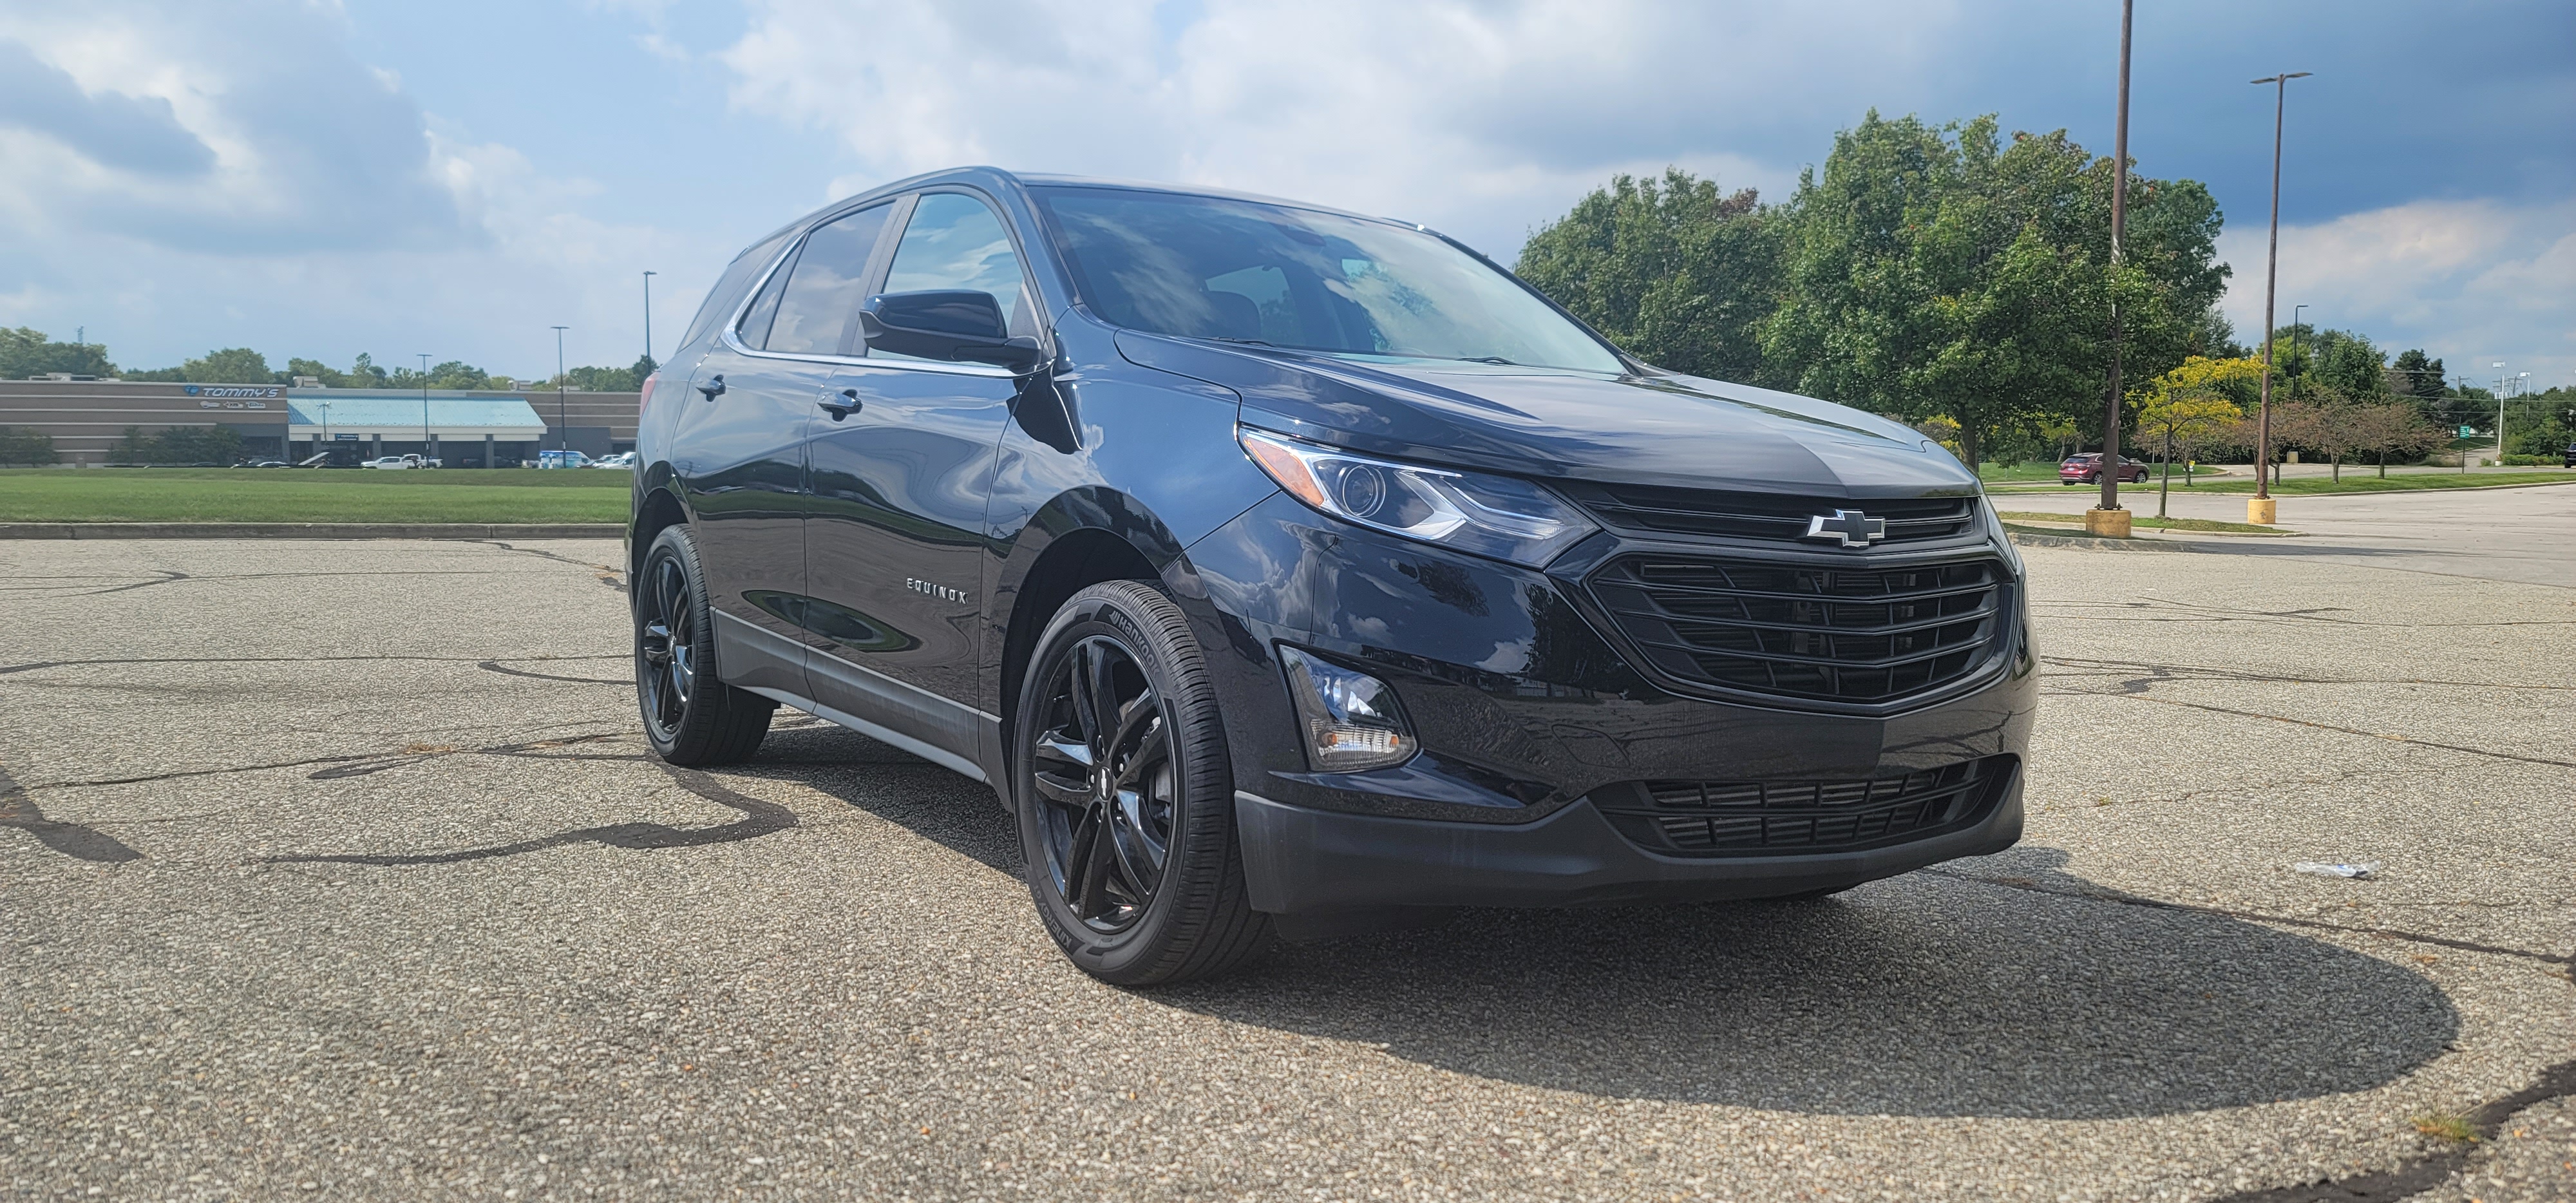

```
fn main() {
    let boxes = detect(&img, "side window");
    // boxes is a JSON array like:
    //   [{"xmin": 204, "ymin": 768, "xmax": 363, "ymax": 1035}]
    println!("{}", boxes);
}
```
[
  {"xmin": 874, "ymin": 193, "xmax": 1030, "ymax": 361},
  {"xmin": 735, "ymin": 243, "xmax": 797, "ymax": 349},
  {"xmin": 764, "ymin": 204, "xmax": 893, "ymax": 355},
  {"xmin": 678, "ymin": 230, "xmax": 793, "ymax": 354}
]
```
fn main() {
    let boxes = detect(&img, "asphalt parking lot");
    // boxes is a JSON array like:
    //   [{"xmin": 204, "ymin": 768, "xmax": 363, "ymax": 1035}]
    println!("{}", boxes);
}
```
[{"xmin": 3, "ymin": 512, "xmax": 2570, "ymax": 1200}]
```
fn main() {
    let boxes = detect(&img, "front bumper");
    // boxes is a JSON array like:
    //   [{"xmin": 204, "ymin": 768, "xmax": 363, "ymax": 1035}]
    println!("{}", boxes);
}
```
[
  {"xmin": 1235, "ymin": 766, "xmax": 2023, "ymax": 912},
  {"xmin": 1166, "ymin": 491, "xmax": 2038, "ymax": 913}
]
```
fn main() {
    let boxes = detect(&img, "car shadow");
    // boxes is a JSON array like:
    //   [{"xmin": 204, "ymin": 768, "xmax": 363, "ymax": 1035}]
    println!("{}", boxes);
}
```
[{"xmin": 751, "ymin": 726, "xmax": 2457, "ymax": 1121}]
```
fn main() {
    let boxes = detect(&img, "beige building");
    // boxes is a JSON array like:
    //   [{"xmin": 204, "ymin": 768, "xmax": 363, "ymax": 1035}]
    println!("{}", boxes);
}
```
[{"xmin": 0, "ymin": 378, "xmax": 639, "ymax": 466}]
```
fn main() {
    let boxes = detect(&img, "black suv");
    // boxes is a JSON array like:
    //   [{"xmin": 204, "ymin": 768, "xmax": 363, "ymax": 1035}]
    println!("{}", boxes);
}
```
[{"xmin": 631, "ymin": 169, "xmax": 2034, "ymax": 984}]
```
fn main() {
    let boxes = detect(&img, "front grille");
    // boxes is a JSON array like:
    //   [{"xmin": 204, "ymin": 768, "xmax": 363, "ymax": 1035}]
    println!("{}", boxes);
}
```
[
  {"xmin": 1597, "ymin": 755, "xmax": 2013, "ymax": 857},
  {"xmin": 1586, "ymin": 554, "xmax": 2007, "ymax": 705},
  {"xmin": 1558, "ymin": 483, "xmax": 1979, "ymax": 545}
]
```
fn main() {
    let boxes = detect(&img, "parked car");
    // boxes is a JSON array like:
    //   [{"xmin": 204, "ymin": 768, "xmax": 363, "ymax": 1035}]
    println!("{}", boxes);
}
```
[
  {"xmin": 630, "ymin": 169, "xmax": 2032, "ymax": 984},
  {"xmin": 2564, "ymin": 442, "xmax": 2575, "ymax": 468},
  {"xmin": 535, "ymin": 449, "xmax": 593, "ymax": 469},
  {"xmin": 234, "ymin": 460, "xmax": 290, "ymax": 468},
  {"xmin": 592, "ymin": 451, "xmax": 637, "ymax": 468},
  {"xmin": 361, "ymin": 455, "xmax": 419, "ymax": 469},
  {"xmin": 2059, "ymin": 453, "xmax": 2149, "ymax": 484},
  {"xmin": 296, "ymin": 448, "xmax": 363, "ymax": 468}
]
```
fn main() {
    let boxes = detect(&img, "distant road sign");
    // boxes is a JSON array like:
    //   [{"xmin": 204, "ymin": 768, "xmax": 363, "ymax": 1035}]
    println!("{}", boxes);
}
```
[{"xmin": 2458, "ymin": 426, "xmax": 2476, "ymax": 437}]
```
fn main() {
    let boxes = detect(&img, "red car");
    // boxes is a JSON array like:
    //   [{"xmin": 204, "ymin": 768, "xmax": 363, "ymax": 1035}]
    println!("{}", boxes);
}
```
[{"xmin": 2060, "ymin": 453, "xmax": 2149, "ymax": 484}]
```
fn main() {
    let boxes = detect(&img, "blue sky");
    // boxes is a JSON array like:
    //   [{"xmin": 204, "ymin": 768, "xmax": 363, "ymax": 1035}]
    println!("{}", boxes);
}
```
[{"xmin": 1, "ymin": 0, "xmax": 2568, "ymax": 388}]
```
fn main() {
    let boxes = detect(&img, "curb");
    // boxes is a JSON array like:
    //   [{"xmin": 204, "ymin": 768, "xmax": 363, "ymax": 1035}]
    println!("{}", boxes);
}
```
[
  {"xmin": 1990, "ymin": 477, "xmax": 2576, "ymax": 498},
  {"xmin": 0, "ymin": 523, "xmax": 625, "ymax": 540},
  {"xmin": 2007, "ymin": 529, "xmax": 2189, "ymax": 553}
]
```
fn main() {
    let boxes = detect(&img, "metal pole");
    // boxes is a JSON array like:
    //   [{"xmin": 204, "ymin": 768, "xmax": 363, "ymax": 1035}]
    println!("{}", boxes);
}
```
[
  {"xmin": 418, "ymin": 352, "xmax": 431, "ymax": 464},
  {"xmin": 552, "ymin": 326, "xmax": 569, "ymax": 457},
  {"xmin": 2099, "ymin": 0, "xmax": 2133, "ymax": 516},
  {"xmin": 643, "ymin": 271, "xmax": 657, "ymax": 365},
  {"xmin": 2249, "ymin": 71, "xmax": 2310, "ymax": 507}
]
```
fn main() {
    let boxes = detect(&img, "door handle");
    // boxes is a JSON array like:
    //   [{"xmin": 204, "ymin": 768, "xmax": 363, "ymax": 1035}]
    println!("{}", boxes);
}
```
[
  {"xmin": 696, "ymin": 374, "xmax": 726, "ymax": 400},
  {"xmin": 818, "ymin": 388, "xmax": 861, "ymax": 421}
]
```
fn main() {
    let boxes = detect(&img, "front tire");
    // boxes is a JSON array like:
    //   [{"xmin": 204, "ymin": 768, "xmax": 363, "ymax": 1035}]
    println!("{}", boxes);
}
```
[
  {"xmin": 634, "ymin": 525, "xmax": 774, "ymax": 766},
  {"xmin": 1014, "ymin": 581, "xmax": 1269, "ymax": 986}
]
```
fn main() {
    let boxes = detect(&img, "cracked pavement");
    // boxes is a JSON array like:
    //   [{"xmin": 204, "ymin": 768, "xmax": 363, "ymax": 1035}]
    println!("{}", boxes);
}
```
[{"xmin": 1, "ymin": 523, "xmax": 2570, "ymax": 1201}]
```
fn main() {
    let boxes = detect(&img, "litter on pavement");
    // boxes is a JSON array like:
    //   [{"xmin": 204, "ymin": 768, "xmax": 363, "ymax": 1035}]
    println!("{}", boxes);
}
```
[{"xmin": 2291, "ymin": 861, "xmax": 2382, "ymax": 879}]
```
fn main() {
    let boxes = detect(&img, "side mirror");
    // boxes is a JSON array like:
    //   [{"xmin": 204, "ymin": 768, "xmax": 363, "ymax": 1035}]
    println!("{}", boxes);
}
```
[{"xmin": 859, "ymin": 290, "xmax": 1045, "ymax": 372}]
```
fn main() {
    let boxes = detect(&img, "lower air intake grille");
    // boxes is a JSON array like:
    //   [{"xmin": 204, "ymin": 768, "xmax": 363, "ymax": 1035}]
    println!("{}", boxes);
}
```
[
  {"xmin": 1586, "ymin": 554, "xmax": 2008, "ymax": 705},
  {"xmin": 1596, "ymin": 755, "xmax": 2014, "ymax": 857}
]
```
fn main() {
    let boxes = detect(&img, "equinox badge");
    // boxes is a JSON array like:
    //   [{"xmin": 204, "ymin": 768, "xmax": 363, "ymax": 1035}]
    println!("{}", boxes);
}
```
[{"xmin": 1803, "ymin": 509, "xmax": 1887, "ymax": 549}]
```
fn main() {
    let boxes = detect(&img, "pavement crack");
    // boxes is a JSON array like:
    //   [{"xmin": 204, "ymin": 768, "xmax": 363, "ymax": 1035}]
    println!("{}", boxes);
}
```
[
  {"xmin": 2201, "ymin": 1059, "xmax": 2576, "ymax": 1203},
  {"xmin": 2100, "ymin": 693, "xmax": 2576, "ymax": 770},
  {"xmin": 2041, "ymin": 656, "xmax": 2576, "ymax": 692},
  {"xmin": 475, "ymin": 540, "xmax": 627, "ymax": 592},
  {"xmin": 260, "ymin": 764, "xmax": 794, "ymax": 866},
  {"xmin": 1926, "ymin": 869, "xmax": 2574, "ymax": 967},
  {"xmin": 477, "ymin": 659, "xmax": 628, "ymax": 685},
  {"xmin": 0, "ymin": 653, "xmax": 623, "ymax": 676},
  {"xmin": 0, "ymin": 759, "xmax": 142, "ymax": 863}
]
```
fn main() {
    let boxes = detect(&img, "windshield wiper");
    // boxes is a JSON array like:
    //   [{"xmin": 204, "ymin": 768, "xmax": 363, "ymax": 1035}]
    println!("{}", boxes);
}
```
[
  {"xmin": 1458, "ymin": 355, "xmax": 1517, "ymax": 365},
  {"xmin": 1204, "ymin": 336, "xmax": 1275, "ymax": 347}
]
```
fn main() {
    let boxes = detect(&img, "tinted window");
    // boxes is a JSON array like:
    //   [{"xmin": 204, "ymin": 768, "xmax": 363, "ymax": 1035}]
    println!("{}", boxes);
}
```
[
  {"xmin": 1032, "ymin": 187, "xmax": 1622, "ymax": 374},
  {"xmin": 766, "ymin": 204, "xmax": 892, "ymax": 355},
  {"xmin": 875, "ymin": 193, "xmax": 1028, "ymax": 359},
  {"xmin": 679, "ymin": 230, "xmax": 794, "ymax": 354},
  {"xmin": 736, "ymin": 244, "xmax": 795, "ymax": 348}
]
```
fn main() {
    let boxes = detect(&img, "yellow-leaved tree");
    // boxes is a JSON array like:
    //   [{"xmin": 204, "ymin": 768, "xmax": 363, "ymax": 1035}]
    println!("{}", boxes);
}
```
[{"xmin": 2136, "ymin": 356, "xmax": 2262, "ymax": 516}]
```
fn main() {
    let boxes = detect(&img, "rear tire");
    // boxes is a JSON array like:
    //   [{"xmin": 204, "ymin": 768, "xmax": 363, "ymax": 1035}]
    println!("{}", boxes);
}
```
[
  {"xmin": 634, "ymin": 524, "xmax": 774, "ymax": 766},
  {"xmin": 1014, "ymin": 580, "xmax": 1270, "ymax": 986}
]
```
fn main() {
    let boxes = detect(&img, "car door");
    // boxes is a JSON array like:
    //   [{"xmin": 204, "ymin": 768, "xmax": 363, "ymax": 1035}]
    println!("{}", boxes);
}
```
[
  {"xmin": 802, "ymin": 190, "xmax": 1031, "ymax": 771},
  {"xmin": 671, "ymin": 215, "xmax": 873, "ymax": 697}
]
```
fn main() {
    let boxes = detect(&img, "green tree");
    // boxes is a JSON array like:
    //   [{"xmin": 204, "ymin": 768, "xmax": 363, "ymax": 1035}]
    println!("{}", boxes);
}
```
[
  {"xmin": 182, "ymin": 348, "xmax": 272, "ymax": 384},
  {"xmin": 0, "ymin": 426, "xmax": 59, "ymax": 465},
  {"xmin": 1514, "ymin": 169, "xmax": 1782, "ymax": 383},
  {"xmin": 2390, "ymin": 348, "xmax": 2445, "ymax": 401},
  {"xmin": 2136, "ymin": 355, "xmax": 2259, "ymax": 513},
  {"xmin": 1758, "ymin": 112, "xmax": 2227, "ymax": 468},
  {"xmin": 0, "ymin": 327, "xmax": 118, "ymax": 379}
]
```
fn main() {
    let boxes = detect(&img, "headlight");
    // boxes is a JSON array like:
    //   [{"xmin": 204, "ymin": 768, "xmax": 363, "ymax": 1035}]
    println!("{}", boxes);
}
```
[{"xmin": 1238, "ymin": 428, "xmax": 1596, "ymax": 567}]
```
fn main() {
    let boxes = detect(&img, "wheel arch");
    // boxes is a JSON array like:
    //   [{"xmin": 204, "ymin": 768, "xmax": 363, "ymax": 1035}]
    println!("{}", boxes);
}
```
[
  {"xmin": 629, "ymin": 476, "xmax": 690, "ymax": 582},
  {"xmin": 989, "ymin": 486, "xmax": 1206, "ymax": 760}
]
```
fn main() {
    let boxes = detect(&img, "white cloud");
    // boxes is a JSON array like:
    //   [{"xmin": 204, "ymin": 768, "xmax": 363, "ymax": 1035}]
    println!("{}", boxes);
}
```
[
  {"xmin": 2219, "ymin": 199, "xmax": 2576, "ymax": 390},
  {"xmin": 0, "ymin": 0, "xmax": 712, "ymax": 374},
  {"xmin": 717, "ymin": 0, "xmax": 1941, "ymax": 255}
]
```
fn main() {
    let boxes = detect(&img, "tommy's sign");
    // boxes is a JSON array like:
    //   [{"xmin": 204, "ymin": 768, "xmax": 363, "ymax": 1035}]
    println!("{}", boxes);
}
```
[{"xmin": 184, "ymin": 383, "xmax": 275, "ymax": 410}]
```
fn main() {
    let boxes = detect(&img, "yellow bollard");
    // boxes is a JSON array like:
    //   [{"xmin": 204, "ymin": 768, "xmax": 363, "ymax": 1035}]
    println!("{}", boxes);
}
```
[{"xmin": 2247, "ymin": 497, "xmax": 2277, "ymax": 525}]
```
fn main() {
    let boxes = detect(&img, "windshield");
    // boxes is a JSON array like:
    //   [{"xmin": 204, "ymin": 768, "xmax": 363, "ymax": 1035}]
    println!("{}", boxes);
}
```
[{"xmin": 1030, "ymin": 187, "xmax": 1625, "ymax": 374}]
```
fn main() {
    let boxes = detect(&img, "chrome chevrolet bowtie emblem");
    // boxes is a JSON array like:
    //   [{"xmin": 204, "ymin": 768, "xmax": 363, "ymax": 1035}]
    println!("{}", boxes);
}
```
[{"xmin": 1804, "ymin": 509, "xmax": 1887, "ymax": 549}]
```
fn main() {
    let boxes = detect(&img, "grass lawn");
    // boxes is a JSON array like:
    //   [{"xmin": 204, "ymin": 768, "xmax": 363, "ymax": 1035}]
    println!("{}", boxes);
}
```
[
  {"xmin": 1996, "ymin": 510, "xmax": 2282, "ymax": 535},
  {"xmin": 2108, "ymin": 471, "xmax": 2576, "ymax": 496},
  {"xmin": 0, "ymin": 468, "xmax": 632, "ymax": 523}
]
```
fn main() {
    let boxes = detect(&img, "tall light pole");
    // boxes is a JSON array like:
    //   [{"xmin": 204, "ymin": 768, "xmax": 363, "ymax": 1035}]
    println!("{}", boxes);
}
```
[
  {"xmin": 642, "ymin": 270, "xmax": 657, "ymax": 366},
  {"xmin": 2092, "ymin": 0, "xmax": 2136, "ymax": 530},
  {"xmin": 418, "ymin": 352, "xmax": 433, "ymax": 464},
  {"xmin": 2493, "ymin": 361, "xmax": 2508, "ymax": 467},
  {"xmin": 2290, "ymin": 303, "xmax": 2307, "ymax": 375},
  {"xmin": 552, "ymin": 326, "xmax": 570, "ymax": 457},
  {"xmin": 2249, "ymin": 70, "xmax": 2312, "ymax": 522}
]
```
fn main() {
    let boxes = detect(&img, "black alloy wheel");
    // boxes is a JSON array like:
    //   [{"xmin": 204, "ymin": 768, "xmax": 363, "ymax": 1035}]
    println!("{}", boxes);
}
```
[
  {"xmin": 1030, "ymin": 635, "xmax": 1173, "ymax": 933},
  {"xmin": 1014, "ymin": 581, "xmax": 1269, "ymax": 985},
  {"xmin": 634, "ymin": 525, "xmax": 773, "ymax": 766}
]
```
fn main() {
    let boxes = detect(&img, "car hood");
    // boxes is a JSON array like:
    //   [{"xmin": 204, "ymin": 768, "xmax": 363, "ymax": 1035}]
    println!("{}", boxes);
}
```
[{"xmin": 1113, "ymin": 332, "xmax": 1978, "ymax": 498}]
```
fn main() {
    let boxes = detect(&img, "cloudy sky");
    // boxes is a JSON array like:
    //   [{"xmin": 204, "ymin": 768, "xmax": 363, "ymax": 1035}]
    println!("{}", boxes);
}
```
[{"xmin": 0, "ymin": 0, "xmax": 2567, "ymax": 387}]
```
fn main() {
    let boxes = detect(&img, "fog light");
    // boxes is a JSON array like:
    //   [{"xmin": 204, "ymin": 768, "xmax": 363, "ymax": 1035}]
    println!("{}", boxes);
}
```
[{"xmin": 1278, "ymin": 647, "xmax": 1416, "ymax": 772}]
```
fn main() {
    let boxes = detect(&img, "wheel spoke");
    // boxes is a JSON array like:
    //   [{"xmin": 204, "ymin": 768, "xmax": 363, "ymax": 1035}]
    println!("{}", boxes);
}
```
[
  {"xmin": 1032, "ymin": 730, "xmax": 1092, "ymax": 770},
  {"xmin": 1082, "ymin": 643, "xmax": 1122, "ymax": 761},
  {"xmin": 1074, "ymin": 809, "xmax": 1114, "ymax": 920},
  {"xmin": 1029, "ymin": 772, "xmax": 1091, "ymax": 808},
  {"xmin": 1108, "ymin": 794, "xmax": 1164, "ymax": 896},
  {"xmin": 1113, "ymin": 717, "xmax": 1169, "ymax": 791},
  {"xmin": 1067, "ymin": 642, "xmax": 1104, "ymax": 753}
]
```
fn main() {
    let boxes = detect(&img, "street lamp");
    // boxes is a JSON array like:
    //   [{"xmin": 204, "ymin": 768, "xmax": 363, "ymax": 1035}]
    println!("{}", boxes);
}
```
[
  {"xmin": 552, "ymin": 326, "xmax": 570, "ymax": 457},
  {"xmin": 2290, "ymin": 304, "xmax": 2306, "ymax": 377},
  {"xmin": 2090, "ymin": 0, "xmax": 2136, "ymax": 533},
  {"xmin": 2248, "ymin": 70, "xmax": 2313, "ymax": 523},
  {"xmin": 418, "ymin": 352, "xmax": 432, "ymax": 466},
  {"xmin": 643, "ymin": 270, "xmax": 658, "ymax": 365}
]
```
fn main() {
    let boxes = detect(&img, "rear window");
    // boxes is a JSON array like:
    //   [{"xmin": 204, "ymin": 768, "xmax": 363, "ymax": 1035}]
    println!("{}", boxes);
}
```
[{"xmin": 676, "ymin": 229, "xmax": 795, "ymax": 354}]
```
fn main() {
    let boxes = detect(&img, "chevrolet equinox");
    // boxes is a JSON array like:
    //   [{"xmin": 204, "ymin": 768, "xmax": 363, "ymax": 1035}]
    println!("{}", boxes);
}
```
[{"xmin": 630, "ymin": 169, "xmax": 2036, "ymax": 985}]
